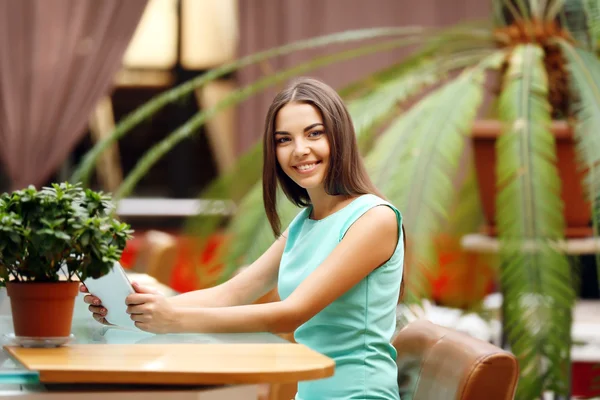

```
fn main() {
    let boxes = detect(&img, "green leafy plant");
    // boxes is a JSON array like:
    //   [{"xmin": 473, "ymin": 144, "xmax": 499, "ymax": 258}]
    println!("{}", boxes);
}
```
[
  {"xmin": 0, "ymin": 182, "xmax": 133, "ymax": 286},
  {"xmin": 71, "ymin": 1, "xmax": 600, "ymax": 398}
]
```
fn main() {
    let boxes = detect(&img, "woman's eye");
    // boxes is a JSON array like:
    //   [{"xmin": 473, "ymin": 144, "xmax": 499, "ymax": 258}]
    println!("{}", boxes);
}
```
[
  {"xmin": 308, "ymin": 130, "xmax": 324, "ymax": 138},
  {"xmin": 276, "ymin": 137, "xmax": 290, "ymax": 144}
]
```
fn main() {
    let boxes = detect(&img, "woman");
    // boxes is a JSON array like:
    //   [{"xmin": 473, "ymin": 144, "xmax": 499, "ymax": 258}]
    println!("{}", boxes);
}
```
[{"xmin": 82, "ymin": 77, "xmax": 405, "ymax": 399}]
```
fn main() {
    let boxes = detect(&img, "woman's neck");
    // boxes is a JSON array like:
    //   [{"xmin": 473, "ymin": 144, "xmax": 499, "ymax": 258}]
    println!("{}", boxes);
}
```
[{"xmin": 308, "ymin": 188, "xmax": 355, "ymax": 220}]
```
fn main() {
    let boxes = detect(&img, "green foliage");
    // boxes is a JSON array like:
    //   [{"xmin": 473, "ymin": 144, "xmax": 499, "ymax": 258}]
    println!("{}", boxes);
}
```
[
  {"xmin": 585, "ymin": 0, "xmax": 600, "ymax": 49},
  {"xmin": 559, "ymin": 40, "xmax": 600, "ymax": 290},
  {"xmin": 71, "ymin": 27, "xmax": 432, "ymax": 189},
  {"xmin": 0, "ymin": 183, "xmax": 133, "ymax": 286},
  {"xmin": 562, "ymin": 0, "xmax": 600, "ymax": 50},
  {"xmin": 496, "ymin": 44, "xmax": 575, "ymax": 397},
  {"xmin": 188, "ymin": 30, "xmax": 500, "ymax": 285},
  {"xmin": 365, "ymin": 51, "xmax": 505, "ymax": 301}
]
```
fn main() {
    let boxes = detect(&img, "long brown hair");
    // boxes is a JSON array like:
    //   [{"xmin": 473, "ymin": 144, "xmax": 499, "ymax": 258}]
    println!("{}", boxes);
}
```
[{"xmin": 262, "ymin": 77, "xmax": 406, "ymax": 298}]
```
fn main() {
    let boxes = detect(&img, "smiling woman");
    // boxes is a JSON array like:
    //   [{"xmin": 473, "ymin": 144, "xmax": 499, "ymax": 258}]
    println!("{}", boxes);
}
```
[
  {"xmin": 82, "ymin": 77, "xmax": 407, "ymax": 400},
  {"xmin": 262, "ymin": 78, "xmax": 386, "ymax": 230},
  {"xmin": 274, "ymin": 105, "xmax": 330, "ymax": 195}
]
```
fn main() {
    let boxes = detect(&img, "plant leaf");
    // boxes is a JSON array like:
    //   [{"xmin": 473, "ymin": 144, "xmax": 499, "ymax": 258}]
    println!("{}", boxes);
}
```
[
  {"xmin": 558, "ymin": 40, "xmax": 600, "ymax": 291},
  {"xmin": 530, "ymin": 0, "xmax": 548, "ymax": 20},
  {"xmin": 365, "ymin": 50, "xmax": 505, "ymax": 301},
  {"xmin": 546, "ymin": 0, "xmax": 568, "ymax": 21},
  {"xmin": 71, "ymin": 27, "xmax": 432, "ymax": 186},
  {"xmin": 496, "ymin": 43, "xmax": 575, "ymax": 398},
  {"xmin": 118, "ymin": 29, "xmax": 494, "ymax": 202},
  {"xmin": 515, "ymin": 0, "xmax": 532, "ymax": 19},
  {"xmin": 113, "ymin": 35, "xmax": 432, "ymax": 201},
  {"xmin": 202, "ymin": 46, "xmax": 496, "ymax": 284},
  {"xmin": 348, "ymin": 47, "xmax": 496, "ymax": 152},
  {"xmin": 338, "ymin": 22, "xmax": 496, "ymax": 99},
  {"xmin": 214, "ymin": 184, "xmax": 302, "ymax": 285},
  {"xmin": 345, "ymin": 25, "xmax": 498, "ymax": 137},
  {"xmin": 561, "ymin": 0, "xmax": 597, "ymax": 49},
  {"xmin": 583, "ymin": 0, "xmax": 600, "ymax": 49}
]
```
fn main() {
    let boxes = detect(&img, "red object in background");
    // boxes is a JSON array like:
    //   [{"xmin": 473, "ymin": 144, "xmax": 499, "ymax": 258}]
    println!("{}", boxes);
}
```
[
  {"xmin": 119, "ymin": 241, "xmax": 138, "ymax": 270},
  {"xmin": 426, "ymin": 233, "xmax": 497, "ymax": 309},
  {"xmin": 572, "ymin": 362, "xmax": 600, "ymax": 399},
  {"xmin": 170, "ymin": 234, "xmax": 229, "ymax": 293},
  {"xmin": 119, "ymin": 232, "xmax": 229, "ymax": 293}
]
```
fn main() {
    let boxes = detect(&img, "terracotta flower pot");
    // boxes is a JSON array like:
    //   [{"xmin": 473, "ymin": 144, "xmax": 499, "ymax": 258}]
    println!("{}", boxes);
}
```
[
  {"xmin": 472, "ymin": 120, "xmax": 591, "ymax": 238},
  {"xmin": 6, "ymin": 281, "xmax": 80, "ymax": 338}
]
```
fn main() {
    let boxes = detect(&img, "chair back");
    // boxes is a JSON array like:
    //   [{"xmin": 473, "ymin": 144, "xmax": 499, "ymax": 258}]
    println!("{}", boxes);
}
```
[{"xmin": 393, "ymin": 320, "xmax": 519, "ymax": 400}]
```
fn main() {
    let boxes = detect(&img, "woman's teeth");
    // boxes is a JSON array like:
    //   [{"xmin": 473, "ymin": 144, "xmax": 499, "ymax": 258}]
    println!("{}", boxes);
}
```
[{"xmin": 297, "ymin": 163, "xmax": 317, "ymax": 171}]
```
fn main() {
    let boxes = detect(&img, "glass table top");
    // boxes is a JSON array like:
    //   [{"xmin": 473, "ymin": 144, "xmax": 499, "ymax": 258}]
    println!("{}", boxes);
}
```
[{"xmin": 0, "ymin": 288, "xmax": 286, "ymax": 386}]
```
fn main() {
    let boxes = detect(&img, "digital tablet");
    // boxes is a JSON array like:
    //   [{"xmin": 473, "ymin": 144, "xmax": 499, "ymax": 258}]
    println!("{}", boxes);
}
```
[{"xmin": 83, "ymin": 262, "xmax": 139, "ymax": 331}]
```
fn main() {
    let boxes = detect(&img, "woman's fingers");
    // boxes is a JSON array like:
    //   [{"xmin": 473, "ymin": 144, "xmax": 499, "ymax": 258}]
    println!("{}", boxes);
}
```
[
  {"xmin": 85, "ymin": 298, "xmax": 111, "ymax": 326},
  {"xmin": 89, "ymin": 305, "xmax": 112, "ymax": 325},
  {"xmin": 88, "ymin": 305, "xmax": 106, "ymax": 315},
  {"xmin": 130, "ymin": 313, "xmax": 149, "ymax": 323},
  {"xmin": 79, "ymin": 283, "xmax": 89, "ymax": 293},
  {"xmin": 83, "ymin": 294, "xmax": 102, "ymax": 305},
  {"xmin": 126, "ymin": 305, "xmax": 145, "ymax": 315},
  {"xmin": 93, "ymin": 313, "xmax": 110, "ymax": 325}
]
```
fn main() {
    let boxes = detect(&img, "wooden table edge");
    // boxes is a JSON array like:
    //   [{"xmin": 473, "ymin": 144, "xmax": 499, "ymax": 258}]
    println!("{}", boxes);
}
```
[
  {"xmin": 4, "ymin": 343, "xmax": 336, "ymax": 385},
  {"xmin": 36, "ymin": 366, "xmax": 335, "ymax": 385}
]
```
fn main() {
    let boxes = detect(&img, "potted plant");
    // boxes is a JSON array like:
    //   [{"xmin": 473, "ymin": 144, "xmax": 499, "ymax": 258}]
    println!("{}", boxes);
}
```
[
  {"xmin": 0, "ymin": 182, "xmax": 132, "ymax": 342},
  {"xmin": 70, "ymin": 0, "xmax": 599, "ymax": 397}
]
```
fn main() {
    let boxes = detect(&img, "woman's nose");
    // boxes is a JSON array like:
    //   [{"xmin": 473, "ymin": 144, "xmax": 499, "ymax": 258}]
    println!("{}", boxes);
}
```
[{"xmin": 293, "ymin": 140, "xmax": 310, "ymax": 156}]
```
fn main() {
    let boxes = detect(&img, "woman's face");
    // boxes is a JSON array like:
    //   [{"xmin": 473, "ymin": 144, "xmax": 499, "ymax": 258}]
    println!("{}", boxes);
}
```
[{"xmin": 274, "ymin": 102, "xmax": 330, "ymax": 191}]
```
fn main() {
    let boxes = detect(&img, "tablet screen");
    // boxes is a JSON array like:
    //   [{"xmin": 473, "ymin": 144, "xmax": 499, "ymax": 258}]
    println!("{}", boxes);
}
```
[{"xmin": 83, "ymin": 262, "xmax": 139, "ymax": 331}]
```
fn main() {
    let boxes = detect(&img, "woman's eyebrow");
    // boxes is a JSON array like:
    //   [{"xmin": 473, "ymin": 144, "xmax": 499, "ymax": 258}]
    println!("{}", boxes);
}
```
[{"xmin": 275, "ymin": 123, "xmax": 324, "ymax": 135}]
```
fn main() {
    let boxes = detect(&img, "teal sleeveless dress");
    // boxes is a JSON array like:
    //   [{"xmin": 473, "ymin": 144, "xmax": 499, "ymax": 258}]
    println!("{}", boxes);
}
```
[{"xmin": 277, "ymin": 194, "xmax": 403, "ymax": 400}]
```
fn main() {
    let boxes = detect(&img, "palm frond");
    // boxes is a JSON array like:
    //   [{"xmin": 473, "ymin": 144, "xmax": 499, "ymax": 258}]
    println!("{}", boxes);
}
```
[
  {"xmin": 496, "ymin": 43, "xmax": 574, "ymax": 398},
  {"xmin": 212, "ymin": 54, "xmax": 458, "ymax": 281},
  {"xmin": 339, "ymin": 23, "xmax": 496, "ymax": 100},
  {"xmin": 583, "ymin": 0, "xmax": 600, "ymax": 48},
  {"xmin": 546, "ymin": 0, "xmax": 568, "ymax": 20},
  {"xmin": 183, "ymin": 44, "xmax": 495, "ymax": 281},
  {"xmin": 215, "ymin": 184, "xmax": 302, "ymax": 284},
  {"xmin": 558, "ymin": 39, "xmax": 600, "ymax": 290},
  {"xmin": 347, "ymin": 55, "xmax": 438, "ymax": 144},
  {"xmin": 562, "ymin": 0, "xmax": 597, "ymax": 49},
  {"xmin": 515, "ymin": 0, "xmax": 532, "ymax": 18},
  {"xmin": 349, "ymin": 49, "xmax": 494, "ymax": 153},
  {"xmin": 365, "ymin": 50, "xmax": 505, "ymax": 301},
  {"xmin": 71, "ymin": 26, "xmax": 430, "ymax": 186},
  {"xmin": 495, "ymin": 0, "xmax": 510, "ymax": 26},
  {"xmin": 444, "ymin": 159, "xmax": 487, "ymax": 235},
  {"xmin": 345, "ymin": 27, "xmax": 498, "ymax": 151},
  {"xmin": 112, "ymin": 36, "xmax": 426, "ymax": 201},
  {"xmin": 182, "ymin": 140, "xmax": 262, "ymax": 241},
  {"xmin": 504, "ymin": 0, "xmax": 526, "ymax": 22},
  {"xmin": 221, "ymin": 182, "xmax": 267, "ymax": 268},
  {"xmin": 530, "ymin": 0, "xmax": 549, "ymax": 20}
]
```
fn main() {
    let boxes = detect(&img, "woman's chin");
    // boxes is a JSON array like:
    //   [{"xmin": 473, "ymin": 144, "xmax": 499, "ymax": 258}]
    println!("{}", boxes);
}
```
[{"xmin": 293, "ymin": 177, "xmax": 324, "ymax": 190}]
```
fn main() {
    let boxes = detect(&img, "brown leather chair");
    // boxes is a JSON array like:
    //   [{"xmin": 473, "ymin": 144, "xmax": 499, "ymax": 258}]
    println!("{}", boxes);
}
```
[
  {"xmin": 394, "ymin": 319, "xmax": 519, "ymax": 400},
  {"xmin": 262, "ymin": 319, "xmax": 519, "ymax": 400}
]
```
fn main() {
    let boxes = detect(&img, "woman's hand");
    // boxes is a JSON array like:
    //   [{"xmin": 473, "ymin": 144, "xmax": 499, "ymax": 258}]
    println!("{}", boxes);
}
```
[
  {"xmin": 80, "ymin": 283, "xmax": 112, "ymax": 326},
  {"xmin": 126, "ymin": 282, "xmax": 180, "ymax": 334}
]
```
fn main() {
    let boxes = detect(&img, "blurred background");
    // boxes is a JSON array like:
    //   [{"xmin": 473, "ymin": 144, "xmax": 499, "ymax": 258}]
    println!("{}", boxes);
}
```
[
  {"xmin": 0, "ymin": 0, "xmax": 496, "ymax": 295},
  {"xmin": 1, "ymin": 1, "xmax": 600, "ymax": 399}
]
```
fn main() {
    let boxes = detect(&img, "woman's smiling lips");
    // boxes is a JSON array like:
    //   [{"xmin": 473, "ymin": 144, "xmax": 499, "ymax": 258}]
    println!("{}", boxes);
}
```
[{"xmin": 293, "ymin": 161, "xmax": 321, "ymax": 174}]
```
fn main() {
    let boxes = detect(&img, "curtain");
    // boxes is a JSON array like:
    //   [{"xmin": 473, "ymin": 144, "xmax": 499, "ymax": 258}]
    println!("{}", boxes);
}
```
[
  {"xmin": 0, "ymin": 0, "xmax": 148, "ymax": 190},
  {"xmin": 236, "ymin": 0, "xmax": 491, "ymax": 153}
]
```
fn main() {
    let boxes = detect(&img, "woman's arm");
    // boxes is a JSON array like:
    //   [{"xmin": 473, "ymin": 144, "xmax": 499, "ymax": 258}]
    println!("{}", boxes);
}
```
[
  {"xmin": 168, "ymin": 206, "xmax": 399, "ymax": 334},
  {"xmin": 167, "ymin": 232, "xmax": 287, "ymax": 308}
]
